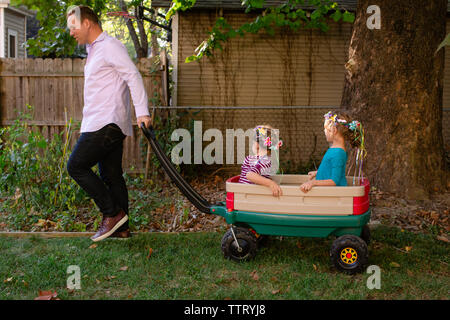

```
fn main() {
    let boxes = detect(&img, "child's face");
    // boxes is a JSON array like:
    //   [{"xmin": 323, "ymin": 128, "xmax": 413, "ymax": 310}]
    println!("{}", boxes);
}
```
[
  {"xmin": 252, "ymin": 141, "xmax": 259, "ymax": 155},
  {"xmin": 324, "ymin": 120, "xmax": 337, "ymax": 142}
]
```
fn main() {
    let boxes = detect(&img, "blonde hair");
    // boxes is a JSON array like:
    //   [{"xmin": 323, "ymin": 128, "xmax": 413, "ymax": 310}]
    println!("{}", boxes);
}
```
[{"xmin": 325, "ymin": 111, "xmax": 362, "ymax": 149}]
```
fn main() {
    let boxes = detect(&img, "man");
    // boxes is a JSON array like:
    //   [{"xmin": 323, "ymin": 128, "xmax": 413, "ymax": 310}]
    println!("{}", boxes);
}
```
[{"xmin": 66, "ymin": 5, "xmax": 151, "ymax": 242}]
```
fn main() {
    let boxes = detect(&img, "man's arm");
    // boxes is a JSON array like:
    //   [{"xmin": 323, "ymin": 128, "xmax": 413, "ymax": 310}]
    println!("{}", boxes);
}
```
[{"xmin": 104, "ymin": 39, "xmax": 152, "ymax": 128}]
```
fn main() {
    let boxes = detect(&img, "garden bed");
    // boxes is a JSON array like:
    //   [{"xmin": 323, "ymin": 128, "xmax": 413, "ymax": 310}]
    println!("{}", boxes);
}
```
[{"xmin": 0, "ymin": 173, "xmax": 448, "ymax": 243}]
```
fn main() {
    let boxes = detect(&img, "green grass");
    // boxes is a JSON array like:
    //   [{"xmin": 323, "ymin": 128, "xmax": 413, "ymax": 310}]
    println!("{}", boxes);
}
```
[{"xmin": 0, "ymin": 226, "xmax": 448, "ymax": 300}]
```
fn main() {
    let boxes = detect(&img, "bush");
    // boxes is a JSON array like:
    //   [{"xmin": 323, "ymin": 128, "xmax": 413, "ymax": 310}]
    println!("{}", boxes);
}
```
[{"xmin": 0, "ymin": 105, "xmax": 88, "ymax": 230}]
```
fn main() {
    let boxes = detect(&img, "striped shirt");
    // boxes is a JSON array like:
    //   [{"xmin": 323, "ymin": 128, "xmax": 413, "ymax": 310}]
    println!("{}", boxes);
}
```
[{"xmin": 238, "ymin": 155, "xmax": 272, "ymax": 184}]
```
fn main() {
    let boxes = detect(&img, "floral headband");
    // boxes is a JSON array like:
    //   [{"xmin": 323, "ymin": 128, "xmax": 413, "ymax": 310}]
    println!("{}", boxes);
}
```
[
  {"xmin": 255, "ymin": 126, "xmax": 283, "ymax": 150},
  {"xmin": 324, "ymin": 111, "xmax": 361, "ymax": 131}
]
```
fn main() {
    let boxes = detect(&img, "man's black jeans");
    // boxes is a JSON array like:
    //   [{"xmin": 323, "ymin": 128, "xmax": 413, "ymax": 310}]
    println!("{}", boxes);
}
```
[{"xmin": 67, "ymin": 123, "xmax": 128, "ymax": 227}]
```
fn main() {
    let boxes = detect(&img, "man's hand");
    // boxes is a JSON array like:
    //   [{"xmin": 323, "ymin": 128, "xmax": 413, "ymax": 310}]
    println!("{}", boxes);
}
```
[{"xmin": 137, "ymin": 115, "xmax": 152, "ymax": 129}]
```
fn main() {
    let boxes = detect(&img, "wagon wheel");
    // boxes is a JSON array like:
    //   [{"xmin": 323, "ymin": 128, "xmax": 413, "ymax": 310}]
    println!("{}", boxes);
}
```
[
  {"xmin": 248, "ymin": 228, "xmax": 270, "ymax": 248},
  {"xmin": 330, "ymin": 235, "xmax": 368, "ymax": 275},
  {"xmin": 221, "ymin": 227, "xmax": 258, "ymax": 262},
  {"xmin": 360, "ymin": 225, "xmax": 371, "ymax": 245},
  {"xmin": 256, "ymin": 235, "xmax": 270, "ymax": 248}
]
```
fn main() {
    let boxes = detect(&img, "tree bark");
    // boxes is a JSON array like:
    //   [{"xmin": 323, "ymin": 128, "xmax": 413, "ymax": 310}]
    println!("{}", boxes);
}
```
[{"xmin": 341, "ymin": 0, "xmax": 448, "ymax": 199}]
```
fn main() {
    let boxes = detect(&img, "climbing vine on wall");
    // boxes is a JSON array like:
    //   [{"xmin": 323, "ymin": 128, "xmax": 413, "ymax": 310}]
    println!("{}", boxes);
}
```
[{"xmin": 166, "ymin": 0, "xmax": 354, "ymax": 62}]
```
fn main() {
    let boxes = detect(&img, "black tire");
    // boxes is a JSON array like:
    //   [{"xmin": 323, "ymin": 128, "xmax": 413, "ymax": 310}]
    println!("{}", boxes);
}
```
[
  {"xmin": 221, "ymin": 227, "xmax": 258, "ymax": 262},
  {"xmin": 361, "ymin": 225, "xmax": 371, "ymax": 245},
  {"xmin": 330, "ymin": 235, "xmax": 368, "ymax": 275},
  {"xmin": 257, "ymin": 235, "xmax": 270, "ymax": 248}
]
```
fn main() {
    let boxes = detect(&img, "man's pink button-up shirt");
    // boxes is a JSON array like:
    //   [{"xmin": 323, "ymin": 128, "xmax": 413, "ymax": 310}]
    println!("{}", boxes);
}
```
[{"xmin": 81, "ymin": 32, "xmax": 150, "ymax": 136}]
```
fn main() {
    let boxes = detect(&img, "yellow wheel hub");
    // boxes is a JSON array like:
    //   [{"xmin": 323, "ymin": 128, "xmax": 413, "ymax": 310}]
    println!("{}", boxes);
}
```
[{"xmin": 340, "ymin": 247, "xmax": 358, "ymax": 264}]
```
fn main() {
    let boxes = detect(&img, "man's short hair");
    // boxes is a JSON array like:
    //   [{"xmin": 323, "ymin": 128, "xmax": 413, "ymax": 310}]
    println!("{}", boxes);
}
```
[{"xmin": 67, "ymin": 5, "xmax": 100, "ymax": 26}]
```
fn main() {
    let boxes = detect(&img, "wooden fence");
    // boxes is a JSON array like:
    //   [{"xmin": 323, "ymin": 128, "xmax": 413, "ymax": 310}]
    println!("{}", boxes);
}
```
[{"xmin": 0, "ymin": 56, "xmax": 167, "ymax": 173}]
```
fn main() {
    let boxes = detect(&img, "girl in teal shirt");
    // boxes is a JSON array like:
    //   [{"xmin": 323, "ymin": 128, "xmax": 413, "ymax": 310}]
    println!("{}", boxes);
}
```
[{"xmin": 301, "ymin": 111, "xmax": 364, "ymax": 192}]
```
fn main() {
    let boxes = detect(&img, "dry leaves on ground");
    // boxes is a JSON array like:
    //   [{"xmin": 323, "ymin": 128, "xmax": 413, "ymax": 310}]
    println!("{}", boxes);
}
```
[{"xmin": 369, "ymin": 189, "xmax": 450, "ymax": 236}]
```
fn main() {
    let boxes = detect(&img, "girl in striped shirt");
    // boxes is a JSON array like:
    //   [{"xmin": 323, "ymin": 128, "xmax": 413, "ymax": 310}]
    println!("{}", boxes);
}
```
[{"xmin": 238, "ymin": 125, "xmax": 283, "ymax": 197}]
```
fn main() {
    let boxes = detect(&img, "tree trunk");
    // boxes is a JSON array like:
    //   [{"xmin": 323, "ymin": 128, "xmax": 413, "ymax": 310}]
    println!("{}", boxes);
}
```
[
  {"xmin": 119, "ymin": 0, "xmax": 147, "ymax": 58},
  {"xmin": 341, "ymin": 0, "xmax": 448, "ymax": 199}
]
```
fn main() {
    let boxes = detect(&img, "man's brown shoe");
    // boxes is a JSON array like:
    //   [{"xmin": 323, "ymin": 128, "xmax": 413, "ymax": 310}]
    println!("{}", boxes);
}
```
[
  {"xmin": 91, "ymin": 210, "xmax": 128, "ymax": 242},
  {"xmin": 110, "ymin": 229, "xmax": 131, "ymax": 239}
]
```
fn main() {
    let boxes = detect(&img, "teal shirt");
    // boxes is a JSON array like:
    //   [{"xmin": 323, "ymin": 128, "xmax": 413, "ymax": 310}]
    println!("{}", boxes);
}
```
[{"xmin": 316, "ymin": 148, "xmax": 348, "ymax": 186}]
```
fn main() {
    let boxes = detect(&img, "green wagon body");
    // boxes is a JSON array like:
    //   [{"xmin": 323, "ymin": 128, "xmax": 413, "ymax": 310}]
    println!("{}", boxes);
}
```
[{"xmin": 211, "ymin": 205, "xmax": 371, "ymax": 238}]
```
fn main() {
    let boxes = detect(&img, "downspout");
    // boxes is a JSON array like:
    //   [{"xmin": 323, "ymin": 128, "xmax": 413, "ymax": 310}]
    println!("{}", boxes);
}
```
[{"xmin": 172, "ymin": 12, "xmax": 179, "ymax": 107}]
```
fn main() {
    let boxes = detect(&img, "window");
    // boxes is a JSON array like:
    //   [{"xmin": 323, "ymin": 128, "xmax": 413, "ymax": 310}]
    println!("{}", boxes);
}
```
[{"xmin": 8, "ymin": 29, "xmax": 18, "ymax": 58}]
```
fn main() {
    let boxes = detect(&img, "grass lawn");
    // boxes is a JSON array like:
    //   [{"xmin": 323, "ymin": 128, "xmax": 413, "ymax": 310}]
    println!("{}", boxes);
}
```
[{"xmin": 0, "ymin": 225, "xmax": 448, "ymax": 300}]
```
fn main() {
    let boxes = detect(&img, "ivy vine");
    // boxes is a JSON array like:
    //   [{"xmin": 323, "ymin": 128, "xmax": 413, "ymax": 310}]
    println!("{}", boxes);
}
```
[{"xmin": 165, "ymin": 0, "xmax": 355, "ymax": 63}]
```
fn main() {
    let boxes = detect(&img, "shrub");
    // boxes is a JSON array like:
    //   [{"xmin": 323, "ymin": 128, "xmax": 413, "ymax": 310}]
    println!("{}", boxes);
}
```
[{"xmin": 0, "ymin": 105, "xmax": 88, "ymax": 229}]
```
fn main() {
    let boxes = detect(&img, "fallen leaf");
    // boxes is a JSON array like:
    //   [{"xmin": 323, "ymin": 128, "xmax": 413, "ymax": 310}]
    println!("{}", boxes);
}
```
[
  {"xmin": 389, "ymin": 262, "xmax": 400, "ymax": 268},
  {"xmin": 119, "ymin": 266, "xmax": 128, "ymax": 271},
  {"xmin": 313, "ymin": 264, "xmax": 318, "ymax": 271},
  {"xmin": 35, "ymin": 290, "xmax": 60, "ymax": 300},
  {"xmin": 147, "ymin": 248, "xmax": 153, "ymax": 259},
  {"xmin": 89, "ymin": 244, "xmax": 98, "ymax": 249},
  {"xmin": 437, "ymin": 235, "xmax": 449, "ymax": 243},
  {"xmin": 4, "ymin": 277, "xmax": 13, "ymax": 283},
  {"xmin": 271, "ymin": 289, "xmax": 280, "ymax": 295},
  {"xmin": 405, "ymin": 246, "xmax": 412, "ymax": 252},
  {"xmin": 296, "ymin": 241, "xmax": 302, "ymax": 249},
  {"xmin": 250, "ymin": 270, "xmax": 259, "ymax": 281},
  {"xmin": 35, "ymin": 219, "xmax": 46, "ymax": 227}
]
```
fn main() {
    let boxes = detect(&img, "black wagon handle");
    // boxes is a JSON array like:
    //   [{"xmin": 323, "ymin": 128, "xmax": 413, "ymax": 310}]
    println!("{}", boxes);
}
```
[{"xmin": 139, "ymin": 123, "xmax": 212, "ymax": 214}]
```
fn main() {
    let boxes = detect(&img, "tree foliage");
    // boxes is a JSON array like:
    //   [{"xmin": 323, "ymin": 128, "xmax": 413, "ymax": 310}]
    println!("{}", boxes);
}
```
[
  {"xmin": 12, "ymin": 0, "xmax": 106, "ymax": 58},
  {"xmin": 12, "ymin": 0, "xmax": 163, "ymax": 59}
]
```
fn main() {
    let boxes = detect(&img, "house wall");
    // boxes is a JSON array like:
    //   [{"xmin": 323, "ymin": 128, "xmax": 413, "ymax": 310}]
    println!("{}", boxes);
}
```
[
  {"xmin": 177, "ymin": 10, "xmax": 352, "ymax": 169},
  {"xmin": 4, "ymin": 8, "xmax": 25, "ymax": 58},
  {"xmin": 176, "ymin": 10, "xmax": 450, "ymax": 170}
]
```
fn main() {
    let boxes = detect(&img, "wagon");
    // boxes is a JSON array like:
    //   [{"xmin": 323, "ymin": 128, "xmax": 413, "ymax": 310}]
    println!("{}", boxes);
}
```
[{"xmin": 141, "ymin": 125, "xmax": 372, "ymax": 274}]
